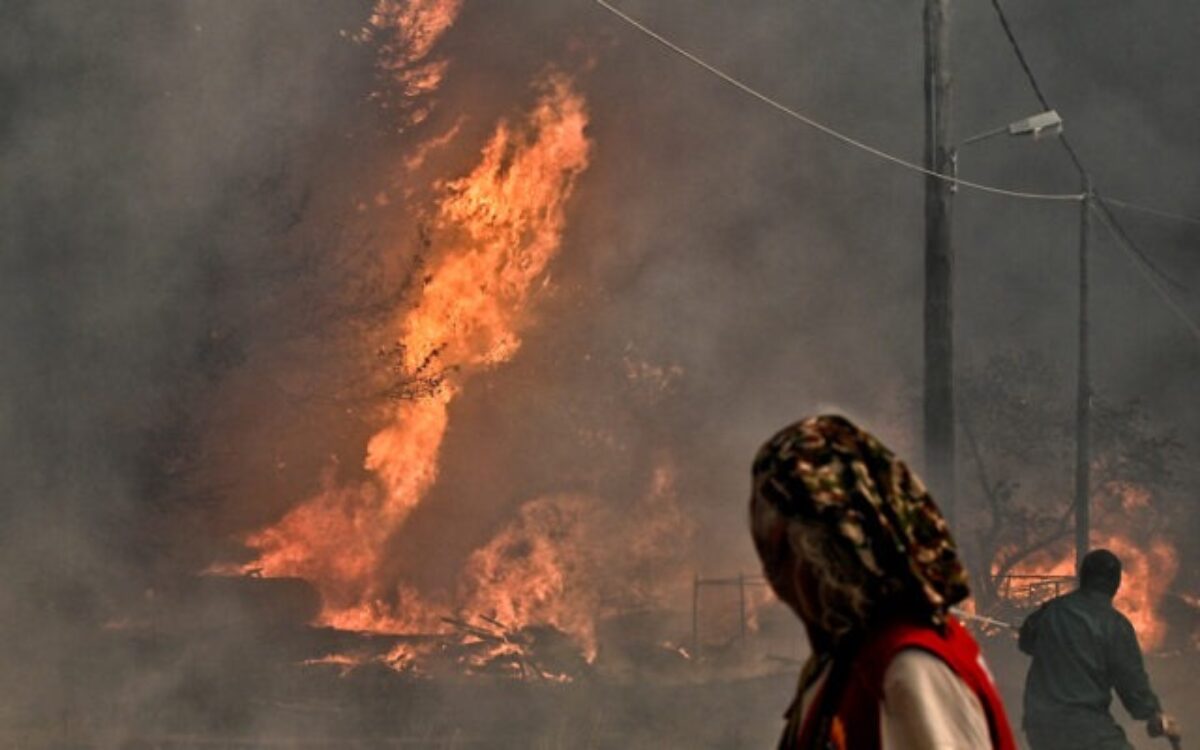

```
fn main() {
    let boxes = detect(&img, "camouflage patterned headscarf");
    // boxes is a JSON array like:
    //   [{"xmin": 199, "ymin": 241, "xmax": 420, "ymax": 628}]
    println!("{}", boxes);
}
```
[{"xmin": 751, "ymin": 414, "xmax": 969, "ymax": 625}]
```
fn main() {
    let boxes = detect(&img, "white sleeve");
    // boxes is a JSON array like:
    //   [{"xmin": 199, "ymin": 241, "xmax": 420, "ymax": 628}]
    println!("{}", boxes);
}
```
[{"xmin": 880, "ymin": 648, "xmax": 991, "ymax": 750}]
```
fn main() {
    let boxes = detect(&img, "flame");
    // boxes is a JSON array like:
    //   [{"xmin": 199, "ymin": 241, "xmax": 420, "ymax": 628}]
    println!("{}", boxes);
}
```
[
  {"xmin": 369, "ymin": 0, "xmax": 462, "ymax": 67},
  {"xmin": 457, "ymin": 460, "xmax": 695, "ymax": 662},
  {"xmin": 459, "ymin": 496, "xmax": 600, "ymax": 659},
  {"xmin": 363, "ymin": 0, "xmax": 464, "ymax": 108},
  {"xmin": 243, "ymin": 71, "xmax": 591, "ymax": 638},
  {"xmin": 301, "ymin": 653, "xmax": 362, "ymax": 677},
  {"xmin": 997, "ymin": 482, "xmax": 1179, "ymax": 651},
  {"xmin": 234, "ymin": 2, "xmax": 696, "ymax": 678},
  {"xmin": 404, "ymin": 117, "xmax": 464, "ymax": 173},
  {"xmin": 1101, "ymin": 534, "xmax": 1177, "ymax": 650},
  {"xmin": 382, "ymin": 641, "xmax": 435, "ymax": 674}
]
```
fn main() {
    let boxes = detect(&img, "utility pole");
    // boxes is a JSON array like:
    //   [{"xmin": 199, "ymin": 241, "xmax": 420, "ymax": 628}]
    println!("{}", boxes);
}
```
[
  {"xmin": 1074, "ymin": 185, "xmax": 1092, "ymax": 573},
  {"xmin": 923, "ymin": 0, "xmax": 955, "ymax": 523}
]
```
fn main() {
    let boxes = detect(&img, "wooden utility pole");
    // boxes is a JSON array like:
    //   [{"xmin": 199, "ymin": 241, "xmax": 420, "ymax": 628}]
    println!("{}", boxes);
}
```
[
  {"xmin": 923, "ymin": 0, "xmax": 955, "ymax": 522},
  {"xmin": 1074, "ymin": 186, "xmax": 1092, "ymax": 573}
]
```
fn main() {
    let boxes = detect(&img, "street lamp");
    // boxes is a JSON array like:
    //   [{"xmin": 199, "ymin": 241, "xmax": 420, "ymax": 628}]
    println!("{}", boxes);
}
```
[
  {"xmin": 950, "ymin": 110, "xmax": 1063, "ymax": 191},
  {"xmin": 936, "ymin": 109, "xmax": 1063, "ymax": 541},
  {"xmin": 965, "ymin": 109, "xmax": 1063, "ymax": 145}
]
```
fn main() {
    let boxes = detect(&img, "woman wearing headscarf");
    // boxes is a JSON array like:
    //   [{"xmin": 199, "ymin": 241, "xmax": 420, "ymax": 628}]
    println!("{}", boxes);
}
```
[{"xmin": 749, "ymin": 415, "xmax": 1016, "ymax": 750}]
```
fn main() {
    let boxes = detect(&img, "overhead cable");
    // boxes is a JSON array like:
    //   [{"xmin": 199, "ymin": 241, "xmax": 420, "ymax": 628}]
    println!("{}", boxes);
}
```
[
  {"xmin": 989, "ymin": 0, "xmax": 1200, "ymax": 228},
  {"xmin": 592, "ymin": 0, "xmax": 1082, "ymax": 203},
  {"xmin": 1093, "ymin": 196, "xmax": 1187, "ymax": 292},
  {"xmin": 987, "ymin": 0, "xmax": 1191, "ymax": 305},
  {"xmin": 989, "ymin": 0, "xmax": 1200, "ymax": 240},
  {"xmin": 1091, "ymin": 202, "xmax": 1200, "ymax": 347},
  {"xmin": 987, "ymin": 0, "xmax": 1087, "ymax": 177},
  {"xmin": 1100, "ymin": 196, "xmax": 1200, "ymax": 228}
]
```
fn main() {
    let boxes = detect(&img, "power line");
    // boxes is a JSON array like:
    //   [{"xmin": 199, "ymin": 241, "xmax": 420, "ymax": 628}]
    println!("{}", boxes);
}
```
[
  {"xmin": 1091, "ymin": 202, "xmax": 1200, "ymax": 346},
  {"xmin": 988, "ymin": 0, "xmax": 1200, "ymax": 229},
  {"xmin": 987, "ymin": 0, "xmax": 1196, "ymax": 285},
  {"xmin": 1093, "ymin": 196, "xmax": 1187, "ymax": 292},
  {"xmin": 591, "ymin": 0, "xmax": 1082, "ymax": 203},
  {"xmin": 1090, "ymin": 197, "xmax": 1188, "ymax": 293},
  {"xmin": 986, "ymin": 0, "xmax": 1086, "ymax": 177},
  {"xmin": 986, "ymin": 0, "xmax": 1197, "ymax": 348},
  {"xmin": 1100, "ymin": 196, "xmax": 1200, "ymax": 228},
  {"xmin": 595, "ymin": 0, "xmax": 1200, "ymax": 335}
]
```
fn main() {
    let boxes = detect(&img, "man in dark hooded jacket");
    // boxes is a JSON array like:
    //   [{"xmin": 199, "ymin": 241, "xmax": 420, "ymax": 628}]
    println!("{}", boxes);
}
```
[{"xmin": 1019, "ymin": 549, "xmax": 1180, "ymax": 750}]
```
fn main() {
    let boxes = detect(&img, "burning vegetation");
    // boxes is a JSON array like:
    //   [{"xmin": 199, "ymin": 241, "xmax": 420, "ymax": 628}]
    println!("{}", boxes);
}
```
[
  {"xmin": 202, "ymin": 1, "xmax": 1197, "ymax": 684},
  {"xmin": 961, "ymin": 353, "xmax": 1193, "ymax": 653},
  {"xmin": 991, "ymin": 481, "xmax": 1181, "ymax": 651},
  {"xmin": 243, "ymin": 68, "xmax": 592, "ymax": 627},
  {"xmin": 203, "ymin": 2, "xmax": 712, "ymax": 682}
]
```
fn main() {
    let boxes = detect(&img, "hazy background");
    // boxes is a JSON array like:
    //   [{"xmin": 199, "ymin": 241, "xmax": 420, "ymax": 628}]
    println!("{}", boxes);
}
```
[{"xmin": 2, "ymin": 0, "xmax": 1196, "ymax": 745}]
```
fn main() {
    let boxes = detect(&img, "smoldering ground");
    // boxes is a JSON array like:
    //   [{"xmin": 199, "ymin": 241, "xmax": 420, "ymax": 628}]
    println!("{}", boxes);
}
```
[{"xmin": 2, "ymin": 0, "xmax": 1197, "ymax": 747}]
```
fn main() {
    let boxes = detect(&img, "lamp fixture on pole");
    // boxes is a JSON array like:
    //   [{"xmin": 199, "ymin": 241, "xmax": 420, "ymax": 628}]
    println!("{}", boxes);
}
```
[{"xmin": 950, "ymin": 110, "xmax": 1063, "ymax": 192}]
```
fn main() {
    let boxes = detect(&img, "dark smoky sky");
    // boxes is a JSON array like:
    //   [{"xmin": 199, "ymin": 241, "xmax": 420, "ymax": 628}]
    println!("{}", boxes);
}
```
[{"xmin": 3, "ymin": 0, "xmax": 1198, "ymax": 642}]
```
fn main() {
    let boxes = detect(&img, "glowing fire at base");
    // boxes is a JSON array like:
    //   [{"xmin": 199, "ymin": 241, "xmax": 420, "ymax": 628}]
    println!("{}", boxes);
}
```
[{"xmin": 996, "ymin": 484, "xmax": 1180, "ymax": 651}]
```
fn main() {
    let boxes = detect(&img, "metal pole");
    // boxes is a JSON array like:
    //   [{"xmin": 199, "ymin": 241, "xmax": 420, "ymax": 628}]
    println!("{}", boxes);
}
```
[
  {"xmin": 1074, "ymin": 187, "xmax": 1092, "ymax": 574},
  {"xmin": 924, "ymin": 0, "xmax": 956, "ymax": 523}
]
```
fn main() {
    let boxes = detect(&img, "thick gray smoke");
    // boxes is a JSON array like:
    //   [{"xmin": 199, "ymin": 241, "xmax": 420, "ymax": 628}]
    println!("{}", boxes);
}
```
[
  {"xmin": 0, "ymin": 0, "xmax": 379, "ymax": 737},
  {"xmin": 2, "ymin": 0, "xmax": 1196, "ymax": 746}
]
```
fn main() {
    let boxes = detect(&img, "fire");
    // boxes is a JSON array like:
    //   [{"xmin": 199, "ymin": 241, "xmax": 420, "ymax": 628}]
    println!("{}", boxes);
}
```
[
  {"xmin": 324, "ymin": 461, "xmax": 694, "ymax": 676},
  {"xmin": 229, "ymin": 2, "xmax": 698, "ymax": 678},
  {"xmin": 457, "ymin": 461, "xmax": 696, "ymax": 662},
  {"xmin": 997, "ymin": 482, "xmax": 1180, "ymax": 651},
  {"xmin": 404, "ymin": 118, "xmax": 464, "ymax": 173},
  {"xmin": 1100, "ymin": 534, "xmax": 1177, "ymax": 650},
  {"xmin": 398, "ymin": 72, "xmax": 590, "ymax": 373},
  {"xmin": 362, "ymin": 0, "xmax": 464, "ymax": 113},
  {"xmin": 302, "ymin": 653, "xmax": 362, "ymax": 677},
  {"xmin": 243, "ymin": 71, "xmax": 592, "ymax": 639},
  {"xmin": 369, "ymin": 0, "xmax": 462, "ymax": 68},
  {"xmin": 459, "ymin": 496, "xmax": 600, "ymax": 659}
]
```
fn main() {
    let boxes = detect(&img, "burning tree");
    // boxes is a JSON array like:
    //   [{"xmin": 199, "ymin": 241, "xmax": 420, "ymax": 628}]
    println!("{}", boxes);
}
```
[
  {"xmin": 958, "ymin": 351, "xmax": 1185, "ymax": 648},
  {"xmin": 149, "ymin": 0, "xmax": 714, "ymax": 687}
]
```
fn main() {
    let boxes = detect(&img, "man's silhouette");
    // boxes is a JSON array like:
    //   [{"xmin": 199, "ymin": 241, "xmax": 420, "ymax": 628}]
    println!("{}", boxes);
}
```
[{"xmin": 1020, "ymin": 548, "xmax": 1179, "ymax": 750}]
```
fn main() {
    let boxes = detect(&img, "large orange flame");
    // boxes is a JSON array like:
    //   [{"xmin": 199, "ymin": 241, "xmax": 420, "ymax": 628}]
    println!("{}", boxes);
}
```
[
  {"xmin": 1099, "ymin": 534, "xmax": 1177, "ymax": 650},
  {"xmin": 998, "ymin": 482, "xmax": 1179, "ymax": 651},
  {"xmin": 244, "ymin": 71, "xmax": 591, "ymax": 637},
  {"xmin": 235, "ymin": 4, "xmax": 697, "ymax": 673}
]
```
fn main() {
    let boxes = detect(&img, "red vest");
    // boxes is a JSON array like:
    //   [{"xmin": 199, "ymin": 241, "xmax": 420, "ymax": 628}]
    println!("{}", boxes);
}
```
[{"xmin": 788, "ymin": 617, "xmax": 1017, "ymax": 750}]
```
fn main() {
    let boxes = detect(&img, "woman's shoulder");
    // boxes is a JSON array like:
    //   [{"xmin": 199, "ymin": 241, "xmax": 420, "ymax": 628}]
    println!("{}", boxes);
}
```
[{"xmin": 880, "ymin": 649, "xmax": 992, "ymax": 750}]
